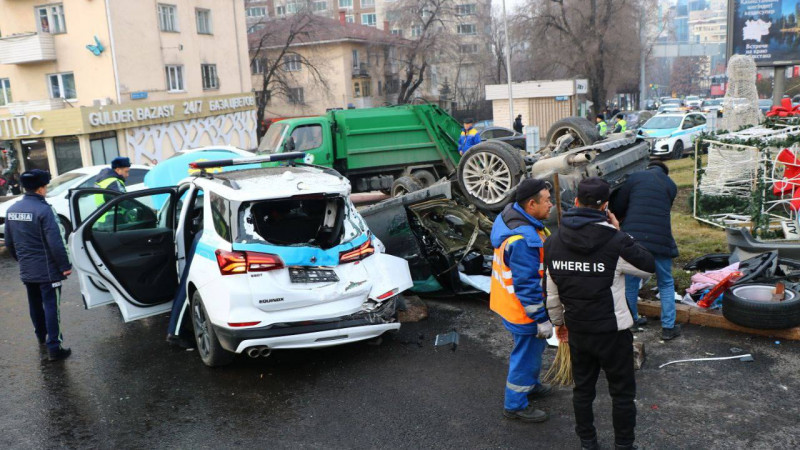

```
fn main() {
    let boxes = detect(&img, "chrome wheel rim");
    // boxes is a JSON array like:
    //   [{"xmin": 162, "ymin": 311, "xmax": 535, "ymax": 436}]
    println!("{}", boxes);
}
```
[{"xmin": 462, "ymin": 152, "xmax": 512, "ymax": 204}]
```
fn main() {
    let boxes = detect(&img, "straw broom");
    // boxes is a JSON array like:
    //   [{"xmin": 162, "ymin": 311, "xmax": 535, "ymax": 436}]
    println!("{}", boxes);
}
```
[{"xmin": 543, "ymin": 326, "xmax": 573, "ymax": 386}]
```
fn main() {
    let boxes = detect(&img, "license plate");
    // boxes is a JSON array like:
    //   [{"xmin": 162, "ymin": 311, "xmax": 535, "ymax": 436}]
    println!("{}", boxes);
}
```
[{"xmin": 289, "ymin": 267, "xmax": 339, "ymax": 283}]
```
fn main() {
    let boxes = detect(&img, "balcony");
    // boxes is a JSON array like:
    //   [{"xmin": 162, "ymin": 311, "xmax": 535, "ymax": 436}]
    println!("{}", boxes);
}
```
[
  {"xmin": 2, "ymin": 98, "xmax": 66, "ymax": 114},
  {"xmin": 0, "ymin": 32, "xmax": 57, "ymax": 65},
  {"xmin": 352, "ymin": 63, "xmax": 369, "ymax": 78}
]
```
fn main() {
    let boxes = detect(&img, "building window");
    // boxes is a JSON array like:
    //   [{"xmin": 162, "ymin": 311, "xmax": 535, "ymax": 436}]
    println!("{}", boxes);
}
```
[
  {"xmin": 0, "ymin": 79, "xmax": 11, "ymax": 106},
  {"xmin": 459, "ymin": 43, "xmax": 478, "ymax": 54},
  {"xmin": 165, "ymin": 65, "xmax": 184, "ymax": 92},
  {"xmin": 54, "ymin": 136, "xmax": 82, "ymax": 175},
  {"xmin": 158, "ymin": 4, "xmax": 178, "ymax": 32},
  {"xmin": 352, "ymin": 49, "xmax": 359, "ymax": 68},
  {"xmin": 391, "ymin": 29, "xmax": 402, "ymax": 36},
  {"xmin": 248, "ymin": 23, "xmax": 266, "ymax": 33},
  {"xmin": 90, "ymin": 132, "xmax": 119, "ymax": 166},
  {"xmin": 287, "ymin": 1, "xmax": 301, "ymax": 14},
  {"xmin": 455, "ymin": 4, "xmax": 476, "ymax": 15},
  {"xmin": 251, "ymin": 58, "xmax": 265, "ymax": 75},
  {"xmin": 354, "ymin": 82, "xmax": 361, "ymax": 98},
  {"xmin": 246, "ymin": 7, "xmax": 267, "ymax": 18},
  {"xmin": 362, "ymin": 80, "xmax": 371, "ymax": 97},
  {"xmin": 196, "ymin": 8, "xmax": 212, "ymax": 34},
  {"xmin": 411, "ymin": 25, "xmax": 422, "ymax": 37},
  {"xmin": 345, "ymin": 14, "xmax": 355, "ymax": 23},
  {"xmin": 48, "ymin": 72, "xmax": 76, "ymax": 100},
  {"xmin": 36, "ymin": 4, "xmax": 66, "ymax": 34},
  {"xmin": 201, "ymin": 64, "xmax": 218, "ymax": 90},
  {"xmin": 276, "ymin": 6, "xmax": 286, "ymax": 16},
  {"xmin": 457, "ymin": 24, "xmax": 476, "ymax": 35},
  {"xmin": 338, "ymin": 0, "xmax": 353, "ymax": 9},
  {"xmin": 361, "ymin": 13, "xmax": 376, "ymax": 26},
  {"xmin": 361, "ymin": 0, "xmax": 375, "ymax": 7},
  {"xmin": 283, "ymin": 54, "xmax": 301, "ymax": 71},
  {"xmin": 313, "ymin": 1, "xmax": 327, "ymax": 12},
  {"xmin": 288, "ymin": 87, "xmax": 304, "ymax": 104}
]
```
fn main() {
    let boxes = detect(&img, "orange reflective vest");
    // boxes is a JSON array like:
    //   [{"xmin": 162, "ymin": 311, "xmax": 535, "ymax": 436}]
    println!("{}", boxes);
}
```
[{"xmin": 489, "ymin": 231, "xmax": 548, "ymax": 325}]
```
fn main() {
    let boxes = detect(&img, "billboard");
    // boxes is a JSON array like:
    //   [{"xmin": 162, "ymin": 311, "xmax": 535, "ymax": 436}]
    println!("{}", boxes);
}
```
[{"xmin": 728, "ymin": 0, "xmax": 800, "ymax": 66}]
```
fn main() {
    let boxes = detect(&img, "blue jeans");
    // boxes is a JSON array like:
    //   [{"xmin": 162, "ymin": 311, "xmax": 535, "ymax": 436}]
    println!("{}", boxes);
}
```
[
  {"xmin": 625, "ymin": 256, "xmax": 676, "ymax": 329},
  {"xmin": 504, "ymin": 332, "xmax": 546, "ymax": 411}
]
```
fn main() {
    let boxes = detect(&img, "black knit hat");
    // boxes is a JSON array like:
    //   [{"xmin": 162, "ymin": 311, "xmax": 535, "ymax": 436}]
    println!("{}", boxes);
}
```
[
  {"xmin": 516, "ymin": 178, "xmax": 549, "ymax": 203},
  {"xmin": 577, "ymin": 176, "xmax": 610, "ymax": 206},
  {"xmin": 20, "ymin": 169, "xmax": 51, "ymax": 190}
]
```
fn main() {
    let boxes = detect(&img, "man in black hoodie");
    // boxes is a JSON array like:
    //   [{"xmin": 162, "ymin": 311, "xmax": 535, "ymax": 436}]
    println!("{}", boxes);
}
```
[{"xmin": 544, "ymin": 177, "xmax": 655, "ymax": 450}]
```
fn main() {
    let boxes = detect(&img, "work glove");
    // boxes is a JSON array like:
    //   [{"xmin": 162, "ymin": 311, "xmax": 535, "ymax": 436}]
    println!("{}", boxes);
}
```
[{"xmin": 536, "ymin": 321, "xmax": 553, "ymax": 339}]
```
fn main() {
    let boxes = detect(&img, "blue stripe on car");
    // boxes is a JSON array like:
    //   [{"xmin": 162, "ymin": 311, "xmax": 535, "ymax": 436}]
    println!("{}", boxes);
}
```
[{"xmin": 194, "ymin": 233, "xmax": 370, "ymax": 266}]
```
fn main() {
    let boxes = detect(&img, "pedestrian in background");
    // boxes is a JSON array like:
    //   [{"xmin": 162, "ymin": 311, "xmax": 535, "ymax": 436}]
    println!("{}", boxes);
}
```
[
  {"xmin": 458, "ymin": 118, "xmax": 481, "ymax": 155},
  {"xmin": 5, "ymin": 169, "xmax": 73, "ymax": 361},
  {"xmin": 513, "ymin": 114, "xmax": 524, "ymax": 134},
  {"xmin": 614, "ymin": 113, "xmax": 627, "ymax": 133},
  {"xmin": 8, "ymin": 172, "xmax": 21, "ymax": 195},
  {"xmin": 489, "ymin": 178, "xmax": 554, "ymax": 423},
  {"xmin": 545, "ymin": 177, "xmax": 655, "ymax": 450},
  {"xmin": 611, "ymin": 161, "xmax": 680, "ymax": 340},
  {"xmin": 596, "ymin": 115, "xmax": 608, "ymax": 137}
]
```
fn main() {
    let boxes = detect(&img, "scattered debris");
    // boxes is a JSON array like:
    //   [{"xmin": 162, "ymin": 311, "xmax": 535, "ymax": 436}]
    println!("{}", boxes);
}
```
[
  {"xmin": 397, "ymin": 295, "xmax": 429, "ymax": 323},
  {"xmin": 730, "ymin": 347, "xmax": 743, "ymax": 354},
  {"xmin": 434, "ymin": 330, "xmax": 459, "ymax": 351},
  {"xmin": 633, "ymin": 342, "xmax": 646, "ymax": 370},
  {"xmin": 658, "ymin": 354, "xmax": 754, "ymax": 369}
]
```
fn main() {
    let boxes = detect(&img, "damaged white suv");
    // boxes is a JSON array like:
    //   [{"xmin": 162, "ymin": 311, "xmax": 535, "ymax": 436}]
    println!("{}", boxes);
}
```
[{"xmin": 68, "ymin": 153, "xmax": 412, "ymax": 366}]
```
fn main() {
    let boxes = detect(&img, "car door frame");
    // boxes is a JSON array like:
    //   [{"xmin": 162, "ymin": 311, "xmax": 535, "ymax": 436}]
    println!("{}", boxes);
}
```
[{"xmin": 68, "ymin": 186, "xmax": 180, "ymax": 322}]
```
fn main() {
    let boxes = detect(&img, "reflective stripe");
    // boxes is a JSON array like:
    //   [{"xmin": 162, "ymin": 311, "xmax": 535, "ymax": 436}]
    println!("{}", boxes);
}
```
[
  {"xmin": 524, "ymin": 304, "xmax": 543, "ymax": 314},
  {"xmin": 501, "ymin": 270, "xmax": 513, "ymax": 280},
  {"xmin": 506, "ymin": 381, "xmax": 534, "ymax": 393}
]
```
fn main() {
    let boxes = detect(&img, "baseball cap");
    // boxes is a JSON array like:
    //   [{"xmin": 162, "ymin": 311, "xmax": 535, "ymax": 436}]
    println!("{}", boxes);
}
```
[{"xmin": 577, "ymin": 177, "xmax": 610, "ymax": 206}]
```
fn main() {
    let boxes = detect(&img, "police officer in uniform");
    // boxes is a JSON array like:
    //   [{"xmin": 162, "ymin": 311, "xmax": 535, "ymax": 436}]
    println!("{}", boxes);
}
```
[
  {"xmin": 613, "ymin": 113, "xmax": 627, "ymax": 133},
  {"xmin": 94, "ymin": 157, "xmax": 131, "ymax": 193},
  {"xmin": 489, "ymin": 178, "xmax": 554, "ymax": 423},
  {"xmin": 595, "ymin": 115, "xmax": 608, "ymax": 137},
  {"xmin": 5, "ymin": 169, "xmax": 73, "ymax": 361},
  {"xmin": 544, "ymin": 177, "xmax": 655, "ymax": 450}
]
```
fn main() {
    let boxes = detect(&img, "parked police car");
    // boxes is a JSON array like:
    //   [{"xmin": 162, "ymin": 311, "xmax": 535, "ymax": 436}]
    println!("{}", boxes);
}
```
[
  {"xmin": 67, "ymin": 152, "xmax": 412, "ymax": 366},
  {"xmin": 638, "ymin": 112, "xmax": 708, "ymax": 159}
]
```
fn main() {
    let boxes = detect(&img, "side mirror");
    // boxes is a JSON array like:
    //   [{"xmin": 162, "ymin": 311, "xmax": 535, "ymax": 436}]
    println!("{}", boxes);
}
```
[{"xmin": 284, "ymin": 136, "xmax": 296, "ymax": 152}]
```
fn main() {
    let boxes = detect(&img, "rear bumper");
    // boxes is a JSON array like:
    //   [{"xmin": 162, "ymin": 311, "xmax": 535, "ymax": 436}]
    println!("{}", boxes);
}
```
[{"xmin": 215, "ymin": 297, "xmax": 400, "ymax": 353}]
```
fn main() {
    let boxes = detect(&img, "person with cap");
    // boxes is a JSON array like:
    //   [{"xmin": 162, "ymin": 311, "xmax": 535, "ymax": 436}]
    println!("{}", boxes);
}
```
[
  {"xmin": 94, "ymin": 157, "xmax": 131, "ymax": 194},
  {"xmin": 596, "ymin": 115, "xmax": 608, "ymax": 137},
  {"xmin": 544, "ymin": 177, "xmax": 655, "ymax": 450},
  {"xmin": 613, "ymin": 113, "xmax": 627, "ymax": 133},
  {"xmin": 5, "ymin": 169, "xmax": 73, "ymax": 361},
  {"xmin": 458, "ymin": 118, "xmax": 481, "ymax": 155},
  {"xmin": 610, "ymin": 161, "xmax": 680, "ymax": 340},
  {"xmin": 489, "ymin": 178, "xmax": 554, "ymax": 423},
  {"xmin": 513, "ymin": 114, "xmax": 524, "ymax": 134}
]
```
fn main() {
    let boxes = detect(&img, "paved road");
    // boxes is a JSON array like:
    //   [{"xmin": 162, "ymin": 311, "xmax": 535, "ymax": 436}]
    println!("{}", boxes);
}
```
[{"xmin": 1, "ymin": 246, "xmax": 799, "ymax": 449}]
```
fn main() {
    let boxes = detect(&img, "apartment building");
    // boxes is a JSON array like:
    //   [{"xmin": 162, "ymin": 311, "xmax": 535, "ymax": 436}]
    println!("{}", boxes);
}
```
[
  {"xmin": 0, "ymin": 0, "xmax": 255, "ymax": 176},
  {"xmin": 249, "ymin": 13, "xmax": 403, "ymax": 116}
]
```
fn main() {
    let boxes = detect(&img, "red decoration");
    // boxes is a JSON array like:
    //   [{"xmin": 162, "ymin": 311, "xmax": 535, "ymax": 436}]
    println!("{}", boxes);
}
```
[
  {"xmin": 766, "ymin": 98, "xmax": 800, "ymax": 117},
  {"xmin": 773, "ymin": 148, "xmax": 800, "ymax": 211}
]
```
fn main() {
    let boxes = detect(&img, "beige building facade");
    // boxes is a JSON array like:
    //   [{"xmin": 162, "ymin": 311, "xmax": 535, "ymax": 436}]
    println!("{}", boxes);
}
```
[{"xmin": 0, "ymin": 0, "xmax": 256, "ymax": 176}]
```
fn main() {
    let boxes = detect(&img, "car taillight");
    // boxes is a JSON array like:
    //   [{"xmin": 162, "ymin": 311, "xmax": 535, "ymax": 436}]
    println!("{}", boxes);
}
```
[
  {"xmin": 339, "ymin": 238, "xmax": 374, "ymax": 263},
  {"xmin": 376, "ymin": 288, "xmax": 398, "ymax": 300},
  {"xmin": 215, "ymin": 249, "xmax": 284, "ymax": 275}
]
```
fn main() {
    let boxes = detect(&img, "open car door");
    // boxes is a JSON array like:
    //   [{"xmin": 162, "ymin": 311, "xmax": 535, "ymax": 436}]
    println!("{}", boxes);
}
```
[{"xmin": 68, "ymin": 187, "xmax": 179, "ymax": 322}]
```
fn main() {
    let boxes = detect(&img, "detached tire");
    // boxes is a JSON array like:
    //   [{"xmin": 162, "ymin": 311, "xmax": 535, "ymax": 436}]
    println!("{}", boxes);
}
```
[
  {"xmin": 722, "ymin": 283, "xmax": 800, "ymax": 330},
  {"xmin": 411, "ymin": 169, "xmax": 437, "ymax": 188},
  {"xmin": 545, "ymin": 117, "xmax": 600, "ymax": 149},
  {"xmin": 191, "ymin": 291, "xmax": 235, "ymax": 367},
  {"xmin": 391, "ymin": 176, "xmax": 423, "ymax": 197},
  {"xmin": 457, "ymin": 141, "xmax": 525, "ymax": 212}
]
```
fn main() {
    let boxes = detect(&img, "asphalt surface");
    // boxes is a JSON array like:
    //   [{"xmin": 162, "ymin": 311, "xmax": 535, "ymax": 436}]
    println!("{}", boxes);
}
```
[{"xmin": 1, "ymin": 245, "xmax": 799, "ymax": 449}]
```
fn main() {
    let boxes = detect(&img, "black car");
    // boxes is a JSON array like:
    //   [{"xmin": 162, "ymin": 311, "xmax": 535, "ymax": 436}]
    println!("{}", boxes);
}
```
[{"xmin": 478, "ymin": 126, "xmax": 526, "ymax": 149}]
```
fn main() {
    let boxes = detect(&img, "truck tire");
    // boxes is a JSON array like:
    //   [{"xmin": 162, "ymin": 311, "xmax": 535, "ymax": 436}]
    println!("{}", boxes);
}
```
[
  {"xmin": 411, "ymin": 170, "xmax": 437, "ymax": 188},
  {"xmin": 722, "ymin": 283, "xmax": 800, "ymax": 329},
  {"xmin": 545, "ymin": 117, "xmax": 600, "ymax": 149},
  {"xmin": 391, "ymin": 176, "xmax": 423, "ymax": 197},
  {"xmin": 457, "ymin": 141, "xmax": 525, "ymax": 212}
]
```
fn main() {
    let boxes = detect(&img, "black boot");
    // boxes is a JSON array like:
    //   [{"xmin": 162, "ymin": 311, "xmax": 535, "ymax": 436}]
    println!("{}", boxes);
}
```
[
  {"xmin": 662, "ymin": 323, "xmax": 682, "ymax": 340},
  {"xmin": 48, "ymin": 347, "xmax": 72, "ymax": 361},
  {"xmin": 581, "ymin": 437, "xmax": 599, "ymax": 450},
  {"xmin": 615, "ymin": 443, "xmax": 638, "ymax": 450},
  {"xmin": 503, "ymin": 404, "xmax": 548, "ymax": 423}
]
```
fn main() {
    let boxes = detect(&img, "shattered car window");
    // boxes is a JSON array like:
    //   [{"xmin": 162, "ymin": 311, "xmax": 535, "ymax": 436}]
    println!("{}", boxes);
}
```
[
  {"xmin": 237, "ymin": 196, "xmax": 366, "ymax": 249},
  {"xmin": 643, "ymin": 116, "xmax": 682, "ymax": 129}
]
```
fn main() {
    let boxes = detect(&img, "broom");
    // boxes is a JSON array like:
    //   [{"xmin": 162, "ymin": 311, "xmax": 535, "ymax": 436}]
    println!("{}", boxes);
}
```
[{"xmin": 543, "ymin": 326, "xmax": 573, "ymax": 386}]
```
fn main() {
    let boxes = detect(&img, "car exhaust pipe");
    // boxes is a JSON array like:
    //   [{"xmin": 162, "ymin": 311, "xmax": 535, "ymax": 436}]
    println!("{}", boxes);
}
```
[
  {"xmin": 259, "ymin": 347, "xmax": 272, "ymax": 358},
  {"xmin": 246, "ymin": 347, "xmax": 261, "ymax": 358}
]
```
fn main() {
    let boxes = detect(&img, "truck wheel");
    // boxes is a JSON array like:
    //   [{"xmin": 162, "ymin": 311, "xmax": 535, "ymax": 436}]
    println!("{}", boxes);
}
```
[
  {"xmin": 545, "ymin": 117, "xmax": 599, "ymax": 149},
  {"xmin": 191, "ymin": 291, "xmax": 234, "ymax": 367},
  {"xmin": 722, "ymin": 283, "xmax": 800, "ymax": 329},
  {"xmin": 411, "ymin": 170, "xmax": 437, "ymax": 188},
  {"xmin": 391, "ymin": 176, "xmax": 423, "ymax": 197},
  {"xmin": 457, "ymin": 141, "xmax": 525, "ymax": 212}
]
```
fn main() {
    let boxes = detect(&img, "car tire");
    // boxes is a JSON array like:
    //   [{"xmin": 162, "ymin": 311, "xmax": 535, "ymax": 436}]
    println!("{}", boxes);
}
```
[
  {"xmin": 545, "ymin": 117, "xmax": 600, "ymax": 149},
  {"xmin": 191, "ymin": 291, "xmax": 234, "ymax": 367},
  {"xmin": 410, "ymin": 170, "xmax": 437, "ymax": 189},
  {"xmin": 58, "ymin": 215, "xmax": 72, "ymax": 242},
  {"xmin": 391, "ymin": 176, "xmax": 423, "ymax": 197},
  {"xmin": 457, "ymin": 140, "xmax": 525, "ymax": 212},
  {"xmin": 722, "ymin": 283, "xmax": 800, "ymax": 330},
  {"xmin": 670, "ymin": 140, "xmax": 684, "ymax": 160}
]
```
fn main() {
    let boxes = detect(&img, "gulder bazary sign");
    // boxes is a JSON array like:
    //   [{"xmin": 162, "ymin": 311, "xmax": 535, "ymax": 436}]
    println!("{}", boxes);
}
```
[
  {"xmin": 87, "ymin": 95, "xmax": 256, "ymax": 127},
  {"xmin": 729, "ymin": 0, "xmax": 800, "ymax": 66}
]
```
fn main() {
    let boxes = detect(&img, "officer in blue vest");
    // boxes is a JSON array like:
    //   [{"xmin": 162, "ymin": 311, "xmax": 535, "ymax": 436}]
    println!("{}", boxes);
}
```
[
  {"xmin": 5, "ymin": 169, "xmax": 73, "ymax": 361},
  {"xmin": 458, "ymin": 118, "xmax": 481, "ymax": 155}
]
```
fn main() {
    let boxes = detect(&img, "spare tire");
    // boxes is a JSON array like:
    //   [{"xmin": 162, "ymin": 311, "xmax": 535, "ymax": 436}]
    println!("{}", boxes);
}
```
[
  {"xmin": 457, "ymin": 140, "xmax": 525, "ymax": 212},
  {"xmin": 545, "ymin": 117, "xmax": 600, "ymax": 149},
  {"xmin": 391, "ymin": 176, "xmax": 423, "ymax": 197},
  {"xmin": 722, "ymin": 283, "xmax": 800, "ymax": 329}
]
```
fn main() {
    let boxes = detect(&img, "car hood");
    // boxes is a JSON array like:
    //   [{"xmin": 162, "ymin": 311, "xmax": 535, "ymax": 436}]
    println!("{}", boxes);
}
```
[{"xmin": 639, "ymin": 128, "xmax": 676, "ymax": 138}]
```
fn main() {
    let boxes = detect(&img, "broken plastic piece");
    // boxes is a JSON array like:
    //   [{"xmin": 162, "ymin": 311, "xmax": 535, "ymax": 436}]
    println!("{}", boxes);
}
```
[
  {"xmin": 658, "ymin": 354, "xmax": 754, "ymax": 369},
  {"xmin": 434, "ymin": 330, "xmax": 459, "ymax": 351}
]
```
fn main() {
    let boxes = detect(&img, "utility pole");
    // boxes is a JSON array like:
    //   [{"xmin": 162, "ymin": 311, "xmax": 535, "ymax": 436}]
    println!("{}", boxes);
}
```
[
  {"xmin": 638, "ymin": 1, "xmax": 646, "ymax": 110},
  {"xmin": 502, "ymin": 0, "xmax": 514, "ymax": 126}
]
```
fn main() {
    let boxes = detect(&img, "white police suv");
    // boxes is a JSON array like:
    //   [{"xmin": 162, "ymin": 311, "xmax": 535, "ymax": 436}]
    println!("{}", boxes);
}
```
[
  {"xmin": 638, "ymin": 112, "xmax": 708, "ymax": 159},
  {"xmin": 67, "ymin": 152, "xmax": 412, "ymax": 366}
]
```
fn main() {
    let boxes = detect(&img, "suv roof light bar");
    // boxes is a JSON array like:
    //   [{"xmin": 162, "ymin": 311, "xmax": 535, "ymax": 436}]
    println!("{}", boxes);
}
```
[{"xmin": 188, "ymin": 152, "xmax": 307, "ymax": 170}]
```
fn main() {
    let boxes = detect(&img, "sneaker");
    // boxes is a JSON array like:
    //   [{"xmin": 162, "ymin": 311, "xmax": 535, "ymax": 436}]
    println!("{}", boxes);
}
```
[
  {"xmin": 527, "ymin": 383, "xmax": 553, "ymax": 399},
  {"xmin": 581, "ymin": 438, "xmax": 600, "ymax": 450},
  {"xmin": 48, "ymin": 347, "xmax": 72, "ymax": 362},
  {"xmin": 634, "ymin": 316, "xmax": 648, "ymax": 326},
  {"xmin": 662, "ymin": 324, "xmax": 682, "ymax": 341},
  {"xmin": 503, "ymin": 405, "xmax": 548, "ymax": 423}
]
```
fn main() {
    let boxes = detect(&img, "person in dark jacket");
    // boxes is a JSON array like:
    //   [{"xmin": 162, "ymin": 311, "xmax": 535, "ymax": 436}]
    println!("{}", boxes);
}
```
[
  {"xmin": 545, "ymin": 177, "xmax": 655, "ymax": 450},
  {"xmin": 8, "ymin": 172, "xmax": 21, "ymax": 195},
  {"xmin": 94, "ymin": 157, "xmax": 130, "ymax": 193},
  {"xmin": 610, "ymin": 161, "xmax": 680, "ymax": 340},
  {"xmin": 513, "ymin": 115, "xmax": 524, "ymax": 133},
  {"xmin": 5, "ymin": 169, "xmax": 73, "ymax": 361},
  {"xmin": 489, "ymin": 178, "xmax": 554, "ymax": 423}
]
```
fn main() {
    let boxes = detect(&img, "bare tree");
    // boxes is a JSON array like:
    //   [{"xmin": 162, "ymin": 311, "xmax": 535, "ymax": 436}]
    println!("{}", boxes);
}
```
[{"xmin": 248, "ymin": 12, "xmax": 331, "ymax": 137}]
